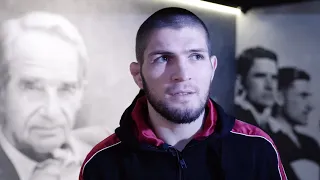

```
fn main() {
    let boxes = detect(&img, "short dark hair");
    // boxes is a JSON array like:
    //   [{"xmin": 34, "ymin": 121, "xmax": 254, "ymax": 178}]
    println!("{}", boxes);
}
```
[
  {"xmin": 237, "ymin": 47, "xmax": 278, "ymax": 82},
  {"xmin": 135, "ymin": 7, "xmax": 211, "ymax": 64},
  {"xmin": 278, "ymin": 67, "xmax": 310, "ymax": 90}
]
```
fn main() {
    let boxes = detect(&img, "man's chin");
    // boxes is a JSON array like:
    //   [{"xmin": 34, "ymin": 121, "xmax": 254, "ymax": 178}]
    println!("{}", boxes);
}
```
[
  {"xmin": 163, "ymin": 107, "xmax": 205, "ymax": 124},
  {"xmin": 166, "ymin": 106, "xmax": 198, "ymax": 115},
  {"xmin": 260, "ymin": 99, "xmax": 275, "ymax": 106},
  {"xmin": 297, "ymin": 119, "xmax": 308, "ymax": 126},
  {"xmin": 166, "ymin": 99, "xmax": 199, "ymax": 107}
]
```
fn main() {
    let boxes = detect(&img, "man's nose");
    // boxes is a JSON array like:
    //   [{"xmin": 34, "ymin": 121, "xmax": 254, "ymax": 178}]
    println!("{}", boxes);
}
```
[
  {"xmin": 40, "ymin": 91, "xmax": 62, "ymax": 121},
  {"xmin": 306, "ymin": 102, "xmax": 313, "ymax": 112},
  {"xmin": 171, "ymin": 58, "xmax": 191, "ymax": 82},
  {"xmin": 264, "ymin": 76, "xmax": 273, "ymax": 90}
]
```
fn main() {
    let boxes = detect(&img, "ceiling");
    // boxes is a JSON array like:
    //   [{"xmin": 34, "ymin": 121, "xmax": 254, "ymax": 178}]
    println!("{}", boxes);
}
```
[{"xmin": 202, "ymin": 0, "xmax": 315, "ymax": 13}]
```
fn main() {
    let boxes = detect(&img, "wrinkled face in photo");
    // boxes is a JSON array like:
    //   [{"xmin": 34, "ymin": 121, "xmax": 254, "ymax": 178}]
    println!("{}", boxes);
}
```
[
  {"xmin": 1, "ymin": 31, "xmax": 84, "ymax": 156},
  {"xmin": 245, "ymin": 58, "xmax": 278, "ymax": 108}
]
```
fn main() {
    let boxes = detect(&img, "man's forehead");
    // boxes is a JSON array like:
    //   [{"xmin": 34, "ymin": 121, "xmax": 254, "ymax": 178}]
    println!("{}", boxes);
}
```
[
  {"xmin": 18, "ymin": 77, "xmax": 79, "ymax": 86},
  {"xmin": 6, "ymin": 31, "xmax": 80, "ymax": 83},
  {"xmin": 251, "ymin": 58, "xmax": 277, "ymax": 72},
  {"xmin": 291, "ymin": 79, "xmax": 310, "ymax": 91},
  {"xmin": 9, "ymin": 64, "xmax": 79, "ymax": 83},
  {"xmin": 8, "ymin": 31, "xmax": 79, "ymax": 67},
  {"xmin": 146, "ymin": 27, "xmax": 208, "ymax": 51}
]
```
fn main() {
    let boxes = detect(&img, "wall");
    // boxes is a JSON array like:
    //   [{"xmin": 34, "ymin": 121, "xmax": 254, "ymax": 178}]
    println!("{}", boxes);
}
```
[{"xmin": 0, "ymin": 0, "xmax": 236, "ymax": 179}]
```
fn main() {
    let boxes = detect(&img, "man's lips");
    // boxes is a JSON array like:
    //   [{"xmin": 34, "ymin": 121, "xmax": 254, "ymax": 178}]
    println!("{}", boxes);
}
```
[{"xmin": 168, "ymin": 91, "xmax": 196, "ymax": 96}]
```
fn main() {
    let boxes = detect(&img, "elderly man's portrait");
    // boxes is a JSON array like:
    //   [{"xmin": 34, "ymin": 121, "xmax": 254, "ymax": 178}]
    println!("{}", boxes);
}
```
[{"xmin": 0, "ymin": 11, "xmax": 97, "ymax": 180}]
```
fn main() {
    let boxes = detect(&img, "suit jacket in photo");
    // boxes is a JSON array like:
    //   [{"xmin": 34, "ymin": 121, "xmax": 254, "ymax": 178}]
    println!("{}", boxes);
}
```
[
  {"xmin": 269, "ymin": 124, "xmax": 320, "ymax": 180},
  {"xmin": 0, "ymin": 145, "xmax": 19, "ymax": 180},
  {"xmin": 0, "ymin": 132, "xmax": 92, "ymax": 180}
]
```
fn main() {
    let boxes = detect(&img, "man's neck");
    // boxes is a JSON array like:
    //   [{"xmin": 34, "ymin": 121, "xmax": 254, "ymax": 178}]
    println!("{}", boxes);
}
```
[
  {"xmin": 240, "ymin": 98, "xmax": 271, "ymax": 127},
  {"xmin": 248, "ymin": 100, "xmax": 266, "ymax": 114},
  {"xmin": 276, "ymin": 113, "xmax": 301, "ymax": 147},
  {"xmin": 277, "ymin": 110, "xmax": 300, "ymax": 131},
  {"xmin": 276, "ymin": 114, "xmax": 293, "ymax": 130},
  {"xmin": 147, "ymin": 103, "xmax": 205, "ymax": 151}
]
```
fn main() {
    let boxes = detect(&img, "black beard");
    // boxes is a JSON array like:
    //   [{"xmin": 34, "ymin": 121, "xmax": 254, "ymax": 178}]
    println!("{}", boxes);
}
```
[{"xmin": 141, "ymin": 74, "xmax": 209, "ymax": 124}]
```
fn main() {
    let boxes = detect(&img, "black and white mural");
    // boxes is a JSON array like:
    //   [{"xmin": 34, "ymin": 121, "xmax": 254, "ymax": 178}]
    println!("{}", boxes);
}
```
[{"xmin": 235, "ymin": 2, "xmax": 320, "ymax": 180}]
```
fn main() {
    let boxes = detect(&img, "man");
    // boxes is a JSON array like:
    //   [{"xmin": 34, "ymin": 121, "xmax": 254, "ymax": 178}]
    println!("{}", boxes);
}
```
[
  {"xmin": 0, "ymin": 11, "xmax": 92, "ymax": 180},
  {"xmin": 271, "ymin": 67, "xmax": 320, "ymax": 180},
  {"xmin": 235, "ymin": 47, "xmax": 279, "ymax": 130},
  {"xmin": 80, "ymin": 7, "xmax": 286, "ymax": 180}
]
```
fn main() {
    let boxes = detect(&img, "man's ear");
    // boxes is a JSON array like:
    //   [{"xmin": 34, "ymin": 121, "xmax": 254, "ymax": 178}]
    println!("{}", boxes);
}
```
[
  {"xmin": 210, "ymin": 56, "xmax": 218, "ymax": 81},
  {"xmin": 130, "ymin": 62, "xmax": 143, "ymax": 89},
  {"xmin": 235, "ymin": 75, "xmax": 244, "ymax": 92}
]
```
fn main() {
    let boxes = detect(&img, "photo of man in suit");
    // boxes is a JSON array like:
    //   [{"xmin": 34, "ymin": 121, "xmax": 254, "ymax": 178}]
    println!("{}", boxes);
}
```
[
  {"xmin": 0, "ymin": 11, "xmax": 92, "ymax": 180},
  {"xmin": 235, "ymin": 47, "xmax": 279, "ymax": 130},
  {"xmin": 271, "ymin": 67, "xmax": 320, "ymax": 180}
]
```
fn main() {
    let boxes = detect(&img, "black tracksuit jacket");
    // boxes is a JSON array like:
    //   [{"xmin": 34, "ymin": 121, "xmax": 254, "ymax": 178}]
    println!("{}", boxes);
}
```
[{"xmin": 79, "ymin": 90, "xmax": 287, "ymax": 180}]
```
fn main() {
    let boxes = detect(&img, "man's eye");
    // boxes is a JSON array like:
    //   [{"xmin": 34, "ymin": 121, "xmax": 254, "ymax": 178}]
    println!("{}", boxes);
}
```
[
  {"xmin": 253, "ymin": 73, "xmax": 266, "ymax": 78},
  {"xmin": 20, "ymin": 81, "xmax": 42, "ymax": 91},
  {"xmin": 59, "ymin": 84, "xmax": 77, "ymax": 94},
  {"xmin": 155, "ymin": 56, "xmax": 169, "ymax": 63},
  {"xmin": 190, "ymin": 54, "xmax": 204, "ymax": 61},
  {"xmin": 301, "ymin": 93, "xmax": 310, "ymax": 98}
]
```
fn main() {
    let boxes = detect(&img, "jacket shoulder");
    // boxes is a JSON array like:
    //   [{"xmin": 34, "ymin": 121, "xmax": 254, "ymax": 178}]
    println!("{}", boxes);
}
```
[
  {"xmin": 79, "ymin": 133, "xmax": 122, "ymax": 180},
  {"xmin": 229, "ymin": 120, "xmax": 287, "ymax": 180},
  {"xmin": 230, "ymin": 120, "xmax": 279, "ymax": 158}
]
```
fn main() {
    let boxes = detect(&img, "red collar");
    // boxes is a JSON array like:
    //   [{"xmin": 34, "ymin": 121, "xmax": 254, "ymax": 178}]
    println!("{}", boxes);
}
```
[{"xmin": 131, "ymin": 96, "xmax": 218, "ymax": 146}]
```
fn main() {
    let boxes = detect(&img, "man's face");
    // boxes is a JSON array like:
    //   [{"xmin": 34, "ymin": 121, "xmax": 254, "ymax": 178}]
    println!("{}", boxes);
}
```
[
  {"xmin": 1, "ymin": 31, "xmax": 84, "ymax": 156},
  {"xmin": 140, "ymin": 27, "xmax": 216, "ymax": 124},
  {"xmin": 245, "ymin": 58, "xmax": 278, "ymax": 108},
  {"xmin": 283, "ymin": 79, "xmax": 313, "ymax": 125}
]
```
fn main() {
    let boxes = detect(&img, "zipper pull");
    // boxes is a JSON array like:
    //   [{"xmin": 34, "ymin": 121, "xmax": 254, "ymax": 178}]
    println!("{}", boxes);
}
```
[
  {"xmin": 165, "ymin": 146, "xmax": 177, "ymax": 157},
  {"xmin": 179, "ymin": 158, "xmax": 187, "ymax": 169},
  {"xmin": 165, "ymin": 146, "xmax": 188, "ymax": 169}
]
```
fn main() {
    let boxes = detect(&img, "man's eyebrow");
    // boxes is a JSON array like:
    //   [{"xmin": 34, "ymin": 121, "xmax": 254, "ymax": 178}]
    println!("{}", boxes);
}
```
[
  {"xmin": 148, "ymin": 48, "xmax": 208, "ymax": 57},
  {"xmin": 19, "ymin": 77, "xmax": 41, "ymax": 83},
  {"xmin": 147, "ymin": 51, "xmax": 175, "ymax": 57},
  {"xmin": 186, "ymin": 48, "xmax": 208, "ymax": 53}
]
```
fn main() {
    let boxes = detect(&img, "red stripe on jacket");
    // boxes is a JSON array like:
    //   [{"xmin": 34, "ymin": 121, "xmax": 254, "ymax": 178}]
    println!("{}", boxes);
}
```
[{"xmin": 231, "ymin": 120, "xmax": 287, "ymax": 180}]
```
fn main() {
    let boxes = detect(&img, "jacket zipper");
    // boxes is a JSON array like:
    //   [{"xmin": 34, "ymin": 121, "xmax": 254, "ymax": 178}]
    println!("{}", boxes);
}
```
[
  {"xmin": 178, "ymin": 157, "xmax": 187, "ymax": 180},
  {"xmin": 167, "ymin": 147, "xmax": 187, "ymax": 180}
]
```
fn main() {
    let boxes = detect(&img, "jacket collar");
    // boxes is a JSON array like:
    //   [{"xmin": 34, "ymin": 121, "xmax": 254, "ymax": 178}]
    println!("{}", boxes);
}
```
[{"xmin": 115, "ymin": 90, "xmax": 235, "ymax": 148}]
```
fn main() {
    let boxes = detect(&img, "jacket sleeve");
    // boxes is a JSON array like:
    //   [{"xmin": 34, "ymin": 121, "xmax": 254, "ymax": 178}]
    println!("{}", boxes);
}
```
[{"xmin": 254, "ymin": 137, "xmax": 287, "ymax": 180}]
